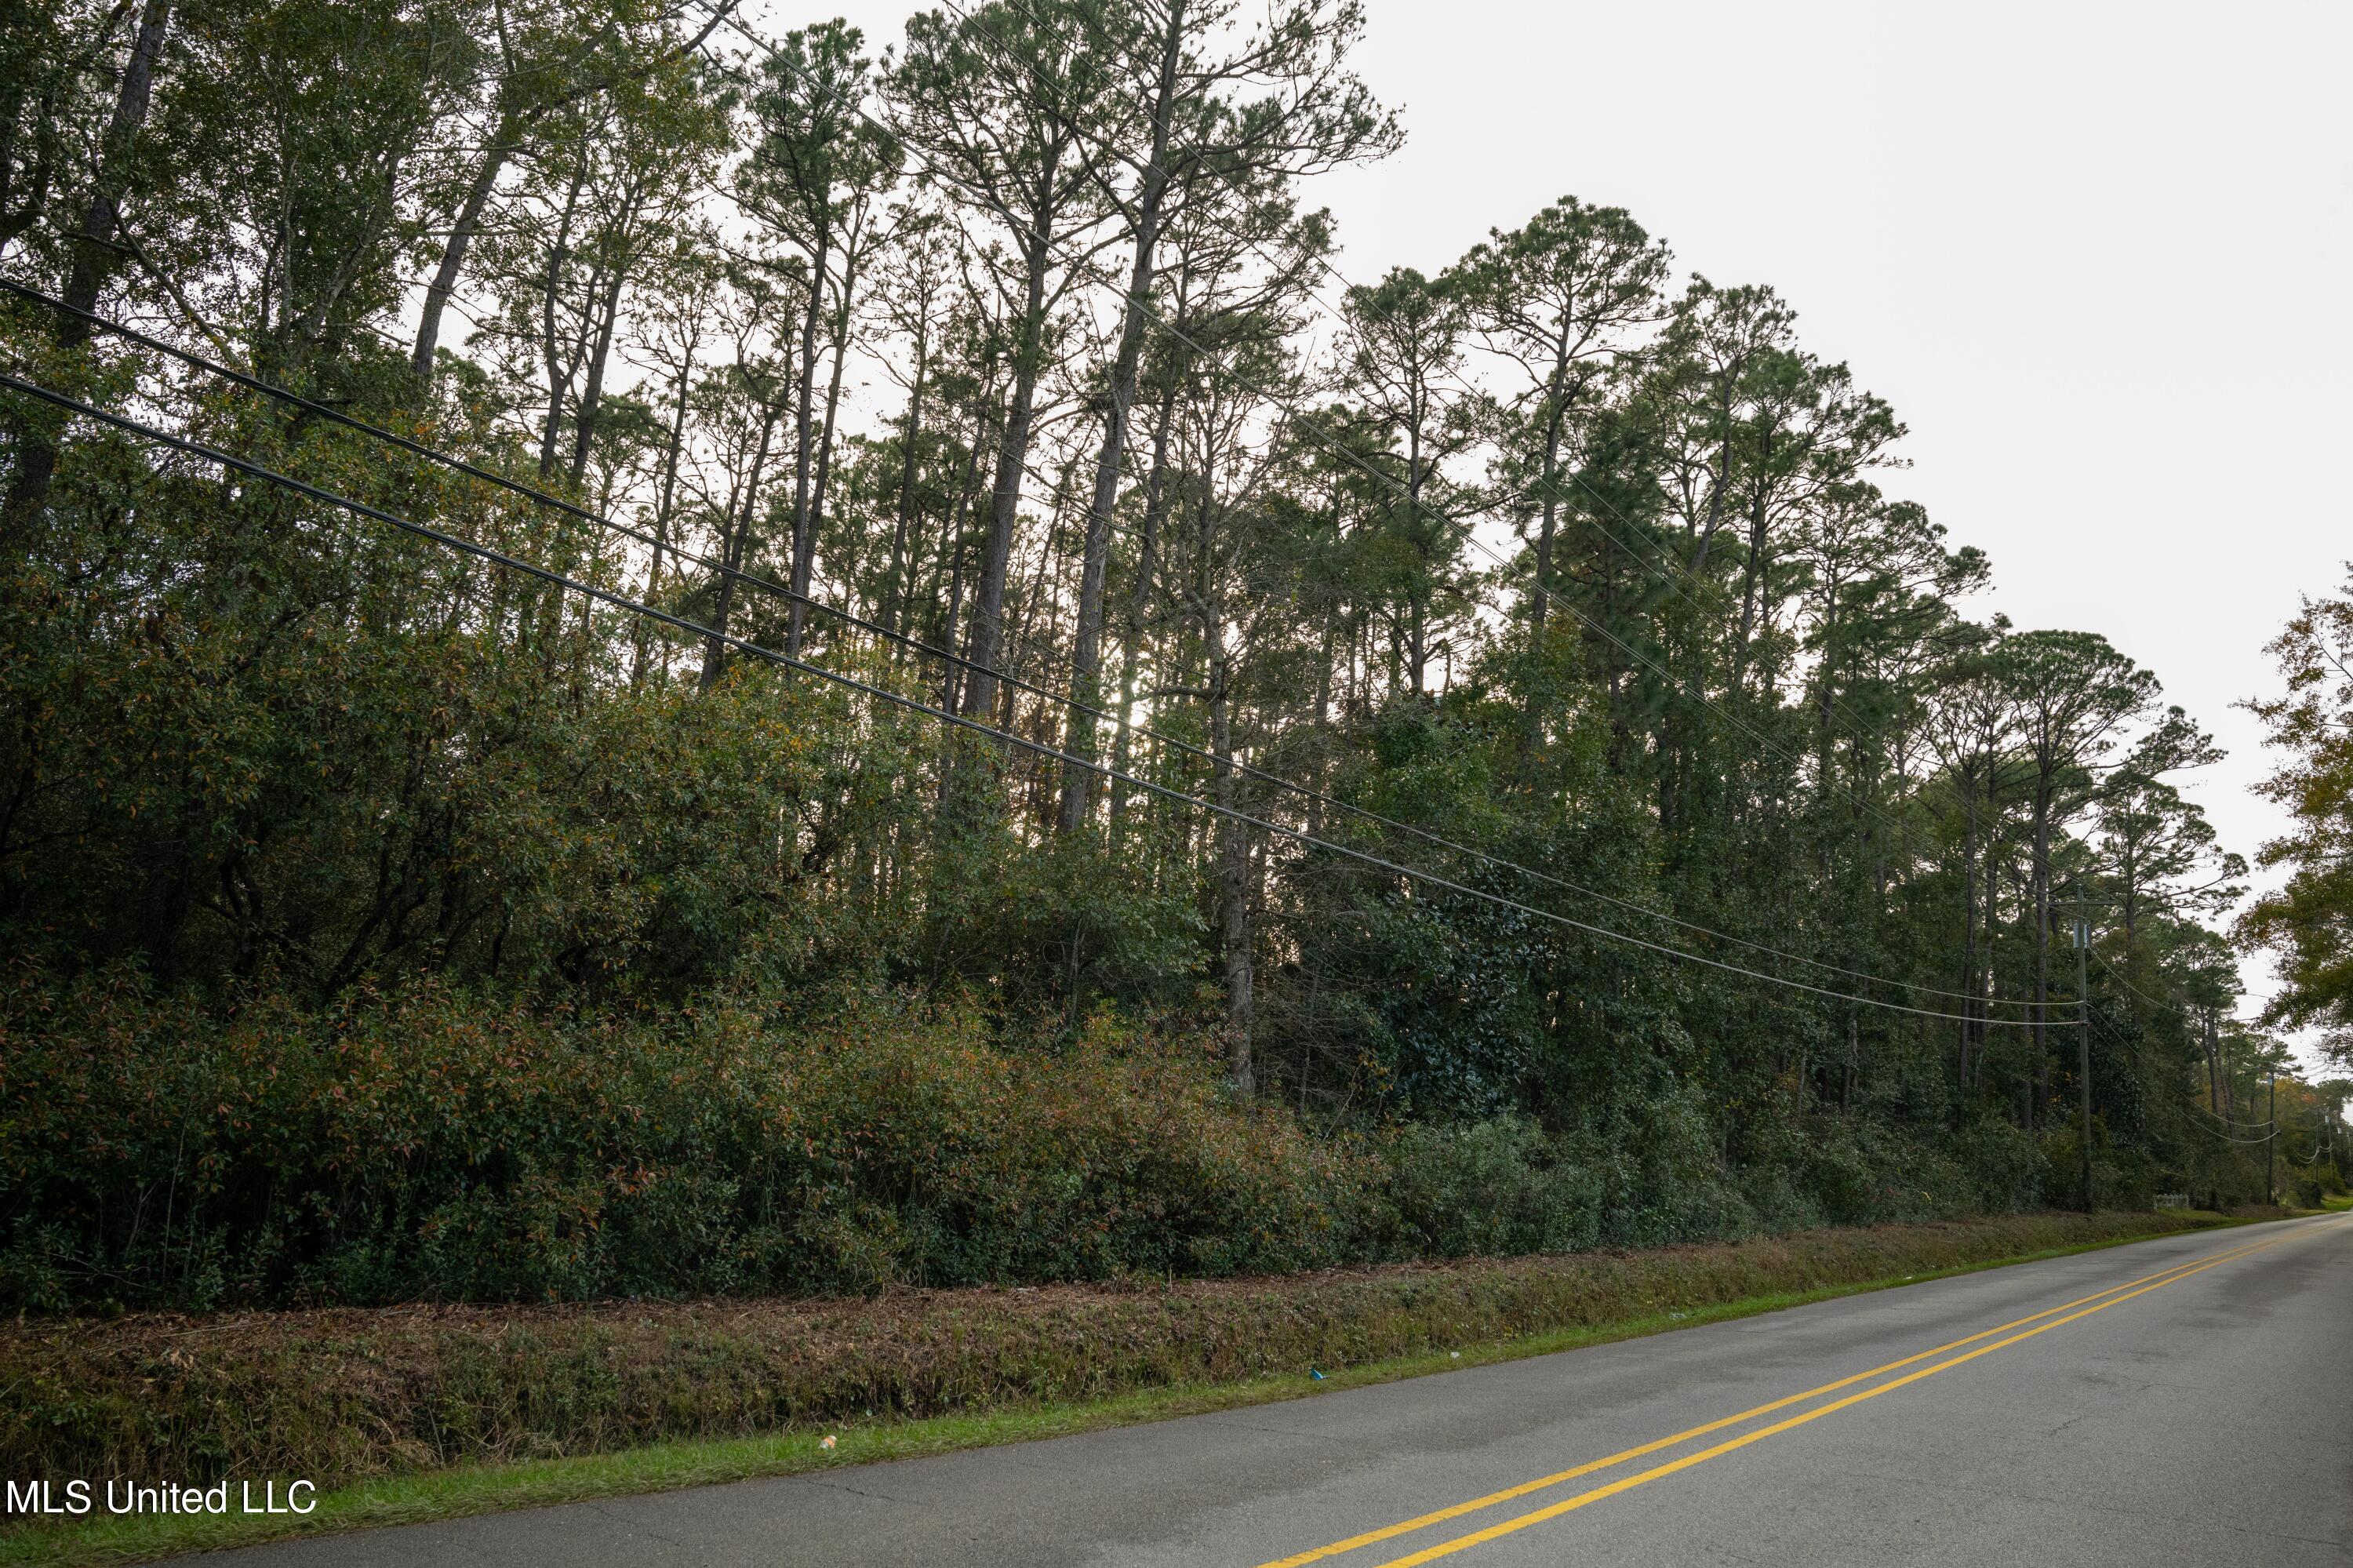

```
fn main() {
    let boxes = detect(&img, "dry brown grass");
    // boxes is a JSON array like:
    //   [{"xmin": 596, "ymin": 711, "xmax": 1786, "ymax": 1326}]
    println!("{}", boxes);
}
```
[{"xmin": 2, "ymin": 1210, "xmax": 2214, "ymax": 1498}]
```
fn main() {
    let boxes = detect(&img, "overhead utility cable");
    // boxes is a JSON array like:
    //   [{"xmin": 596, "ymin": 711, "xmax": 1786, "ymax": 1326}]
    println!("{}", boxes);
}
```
[
  {"xmin": 0, "ymin": 278, "xmax": 2068, "ymax": 1014},
  {"xmin": 915, "ymin": 0, "xmax": 2237, "ymax": 1033},
  {"xmin": 0, "ymin": 369, "xmax": 2075, "ymax": 1028}
]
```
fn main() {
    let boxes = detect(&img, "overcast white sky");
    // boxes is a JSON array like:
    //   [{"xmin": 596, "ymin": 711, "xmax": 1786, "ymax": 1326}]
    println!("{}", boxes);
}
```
[{"xmin": 785, "ymin": 0, "xmax": 2352, "ymax": 1062}]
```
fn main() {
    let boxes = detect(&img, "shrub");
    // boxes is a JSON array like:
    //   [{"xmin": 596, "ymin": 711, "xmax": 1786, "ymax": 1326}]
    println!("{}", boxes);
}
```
[
  {"xmin": 0, "ymin": 970, "xmax": 1373, "ymax": 1311},
  {"xmin": 1377, "ymin": 1115, "xmax": 1602, "ymax": 1257},
  {"xmin": 1946, "ymin": 1118, "xmax": 2046, "ymax": 1213},
  {"xmin": 0, "ymin": 962, "xmax": 2157, "ymax": 1317}
]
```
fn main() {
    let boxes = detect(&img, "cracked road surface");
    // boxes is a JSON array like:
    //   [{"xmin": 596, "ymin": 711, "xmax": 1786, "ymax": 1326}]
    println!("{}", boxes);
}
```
[{"xmin": 205, "ymin": 1214, "xmax": 2353, "ymax": 1568}]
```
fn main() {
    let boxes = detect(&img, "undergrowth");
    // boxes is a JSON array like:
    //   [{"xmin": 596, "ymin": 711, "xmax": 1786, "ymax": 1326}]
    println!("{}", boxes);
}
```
[{"xmin": 2, "ymin": 970, "xmax": 2069, "ymax": 1314}]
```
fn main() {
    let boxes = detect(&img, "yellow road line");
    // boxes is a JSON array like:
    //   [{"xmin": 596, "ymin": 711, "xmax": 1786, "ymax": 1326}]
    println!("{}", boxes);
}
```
[
  {"xmin": 1366, "ymin": 1221, "xmax": 2331, "ymax": 1568},
  {"xmin": 1254, "ymin": 1227, "xmax": 2293, "ymax": 1568}
]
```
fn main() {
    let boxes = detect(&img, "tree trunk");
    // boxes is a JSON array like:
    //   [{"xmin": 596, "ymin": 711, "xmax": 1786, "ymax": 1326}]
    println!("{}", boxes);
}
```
[
  {"xmin": 1957, "ymin": 765, "xmax": 1980, "ymax": 1090},
  {"xmin": 568, "ymin": 256, "xmax": 632, "ymax": 488},
  {"xmin": 1058, "ymin": 0, "xmax": 1185, "ymax": 832},
  {"xmin": 1107, "ymin": 373, "xmax": 1179, "ymax": 842},
  {"xmin": 2200, "ymin": 1015, "xmax": 2215, "ymax": 1127},
  {"xmin": 1209, "ymin": 608, "xmax": 1252, "ymax": 1093},
  {"xmin": 801, "ymin": 251, "xmax": 857, "ymax": 609},
  {"xmin": 1308, "ymin": 610, "xmax": 1337, "ymax": 837},
  {"xmin": 783, "ymin": 221, "xmax": 830, "ymax": 656},
  {"xmin": 1405, "ymin": 424, "xmax": 1428, "ymax": 695},
  {"xmin": 792, "ymin": 311, "xmax": 853, "ymax": 651},
  {"xmin": 405, "ymin": 0, "xmax": 741, "ymax": 381},
  {"xmin": 938, "ymin": 522, "xmax": 971, "ymax": 711},
  {"xmin": 960, "ymin": 235, "xmax": 1050, "ymax": 722},
  {"xmin": 411, "ymin": 109, "xmax": 518, "ymax": 380},
  {"xmin": 5, "ymin": 0, "xmax": 172, "ymax": 533},
  {"xmin": 631, "ymin": 337, "xmax": 696, "ymax": 685},
  {"xmin": 701, "ymin": 396, "xmax": 781, "ymax": 689},
  {"xmin": 1842, "ymin": 1016, "xmax": 1857, "ymax": 1115},
  {"xmin": 533, "ymin": 155, "xmax": 590, "ymax": 478},
  {"xmin": 935, "ymin": 396, "xmax": 993, "ymax": 713},
  {"xmin": 1686, "ymin": 376, "xmax": 1740, "ymax": 577},
  {"xmin": 1215, "ymin": 722, "xmax": 1254, "ymax": 1092},
  {"xmin": 881, "ymin": 315, "xmax": 929, "ymax": 637},
  {"xmin": 59, "ymin": 0, "xmax": 172, "ymax": 335},
  {"xmin": 1980, "ymin": 794, "xmax": 2002, "ymax": 1094},
  {"xmin": 2031, "ymin": 787, "xmax": 2053, "ymax": 1118},
  {"xmin": 1521, "ymin": 347, "xmax": 1573, "ymax": 745},
  {"xmin": 1730, "ymin": 431, "xmax": 1776, "ymax": 692}
]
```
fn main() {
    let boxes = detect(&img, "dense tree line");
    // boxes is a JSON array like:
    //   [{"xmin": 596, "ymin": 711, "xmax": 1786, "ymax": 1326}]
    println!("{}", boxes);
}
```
[{"xmin": 1, "ymin": 0, "xmax": 2340, "ymax": 1307}]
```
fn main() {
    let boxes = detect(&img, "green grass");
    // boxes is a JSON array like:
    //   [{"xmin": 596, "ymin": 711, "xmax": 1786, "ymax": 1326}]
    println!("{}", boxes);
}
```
[{"xmin": 0, "ymin": 1213, "xmax": 2263, "ymax": 1568}]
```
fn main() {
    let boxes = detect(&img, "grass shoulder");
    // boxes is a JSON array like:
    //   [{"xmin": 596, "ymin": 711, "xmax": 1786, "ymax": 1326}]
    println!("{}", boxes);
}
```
[{"xmin": 0, "ymin": 1210, "xmax": 2261, "ymax": 1568}]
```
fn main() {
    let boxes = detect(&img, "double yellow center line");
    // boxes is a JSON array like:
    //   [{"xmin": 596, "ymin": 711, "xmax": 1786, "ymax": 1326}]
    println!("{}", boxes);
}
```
[{"xmin": 1257, "ymin": 1223, "xmax": 2329, "ymax": 1568}]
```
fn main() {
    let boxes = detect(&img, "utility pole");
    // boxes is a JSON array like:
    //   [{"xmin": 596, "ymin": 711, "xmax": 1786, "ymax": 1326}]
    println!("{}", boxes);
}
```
[
  {"xmin": 2075, "ymin": 881, "xmax": 2094, "ymax": 1213},
  {"xmin": 2267, "ymin": 1066, "xmax": 2278, "ymax": 1207}
]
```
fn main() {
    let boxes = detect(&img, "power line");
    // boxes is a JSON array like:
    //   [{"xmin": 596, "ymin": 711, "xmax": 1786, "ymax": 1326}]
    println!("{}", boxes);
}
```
[
  {"xmin": 923, "ymin": 0, "xmax": 2253, "ymax": 1048},
  {"xmin": 99, "ymin": 2, "xmax": 2158, "ymax": 1039},
  {"xmin": 0, "ymin": 286, "xmax": 2068, "ymax": 1017},
  {"xmin": 746, "ymin": 6, "xmax": 2249, "ymax": 1060},
  {"xmin": 764, "ymin": 11, "xmax": 2166, "ymax": 1028},
  {"xmin": 2068, "ymin": 960, "xmax": 2271, "ymax": 1115},
  {"xmin": 2087, "ymin": 947, "xmax": 2236, "ymax": 1044},
  {"xmin": 2187, "ymin": 1100, "xmax": 2273, "ymax": 1133},
  {"xmin": 831, "ymin": 1, "xmax": 2155, "ymax": 1062},
  {"xmin": 17, "ymin": 14, "xmax": 2111, "ymax": 1027},
  {"xmin": 0, "ymin": 368, "xmax": 2075, "ymax": 1028},
  {"xmin": 2080, "ymin": 1013, "xmax": 2274, "ymax": 1144},
  {"xmin": 724, "ymin": 9, "xmax": 2062, "ymax": 1029}
]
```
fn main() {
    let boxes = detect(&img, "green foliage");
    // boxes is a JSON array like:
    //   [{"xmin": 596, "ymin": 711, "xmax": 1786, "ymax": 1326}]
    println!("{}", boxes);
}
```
[
  {"xmin": 0, "ymin": 0, "xmax": 2323, "ymax": 1331},
  {"xmin": 2242, "ymin": 569, "xmax": 2353, "ymax": 1068},
  {"xmin": 0, "ymin": 954, "xmax": 2117, "ymax": 1315},
  {"xmin": 0, "ymin": 970, "xmax": 1376, "ymax": 1310},
  {"xmin": 1378, "ymin": 1117, "xmax": 1602, "ymax": 1257}
]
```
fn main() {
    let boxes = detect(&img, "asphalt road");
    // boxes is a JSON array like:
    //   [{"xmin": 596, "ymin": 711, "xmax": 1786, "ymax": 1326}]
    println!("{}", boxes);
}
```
[{"xmin": 211, "ymin": 1213, "xmax": 2353, "ymax": 1568}]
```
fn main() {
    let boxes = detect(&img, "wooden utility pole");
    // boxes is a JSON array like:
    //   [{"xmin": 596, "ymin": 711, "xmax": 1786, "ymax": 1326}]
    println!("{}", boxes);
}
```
[
  {"xmin": 2267, "ymin": 1067, "xmax": 2278, "ymax": 1206},
  {"xmin": 2075, "ymin": 881, "xmax": 2094, "ymax": 1212}
]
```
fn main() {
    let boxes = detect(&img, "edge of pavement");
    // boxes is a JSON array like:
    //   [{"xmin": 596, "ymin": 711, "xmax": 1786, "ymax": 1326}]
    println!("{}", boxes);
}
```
[{"xmin": 0, "ymin": 1210, "xmax": 2300, "ymax": 1568}]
